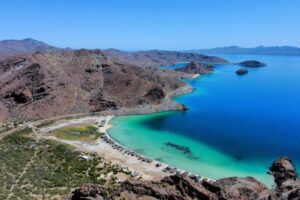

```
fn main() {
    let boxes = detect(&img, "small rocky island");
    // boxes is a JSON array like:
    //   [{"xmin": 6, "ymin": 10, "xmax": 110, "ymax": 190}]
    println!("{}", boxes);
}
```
[
  {"xmin": 175, "ymin": 61, "xmax": 214, "ymax": 75},
  {"xmin": 236, "ymin": 68, "xmax": 249, "ymax": 75},
  {"xmin": 239, "ymin": 60, "xmax": 267, "ymax": 67}
]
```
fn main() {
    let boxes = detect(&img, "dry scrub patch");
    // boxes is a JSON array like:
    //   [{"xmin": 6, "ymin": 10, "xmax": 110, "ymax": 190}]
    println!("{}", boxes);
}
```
[{"xmin": 0, "ymin": 127, "xmax": 128, "ymax": 199}]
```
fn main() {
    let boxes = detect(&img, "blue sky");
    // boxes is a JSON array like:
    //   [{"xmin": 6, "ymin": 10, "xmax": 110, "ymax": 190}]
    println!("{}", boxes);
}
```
[{"xmin": 1, "ymin": 0, "xmax": 299, "ymax": 50}]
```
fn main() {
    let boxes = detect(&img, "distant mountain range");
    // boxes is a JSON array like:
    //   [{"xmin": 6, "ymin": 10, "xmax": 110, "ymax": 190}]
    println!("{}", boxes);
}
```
[
  {"xmin": 102, "ymin": 49, "xmax": 228, "ymax": 67},
  {"xmin": 187, "ymin": 46, "xmax": 300, "ymax": 56},
  {"xmin": 0, "ymin": 38, "xmax": 70, "ymax": 59},
  {"xmin": 0, "ymin": 38, "xmax": 228, "ymax": 65}
]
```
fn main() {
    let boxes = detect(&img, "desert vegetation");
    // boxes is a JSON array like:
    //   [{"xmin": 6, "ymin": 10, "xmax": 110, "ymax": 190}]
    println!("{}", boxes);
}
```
[{"xmin": 0, "ymin": 127, "xmax": 127, "ymax": 199}]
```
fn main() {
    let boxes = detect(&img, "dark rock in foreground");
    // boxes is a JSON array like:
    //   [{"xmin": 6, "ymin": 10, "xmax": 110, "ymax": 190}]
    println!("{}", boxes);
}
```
[
  {"xmin": 269, "ymin": 157, "xmax": 300, "ymax": 199},
  {"xmin": 270, "ymin": 157, "xmax": 297, "ymax": 186},
  {"xmin": 175, "ymin": 61, "xmax": 214, "ymax": 75},
  {"xmin": 212, "ymin": 177, "xmax": 272, "ymax": 200},
  {"xmin": 239, "ymin": 60, "xmax": 267, "ymax": 67},
  {"xmin": 68, "ymin": 173, "xmax": 218, "ymax": 200},
  {"xmin": 236, "ymin": 68, "xmax": 249, "ymax": 75},
  {"xmin": 67, "ymin": 157, "xmax": 300, "ymax": 200}
]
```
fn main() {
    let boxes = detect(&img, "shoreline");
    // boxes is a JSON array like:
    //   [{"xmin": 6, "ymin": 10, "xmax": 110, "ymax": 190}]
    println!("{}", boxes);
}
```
[
  {"xmin": 103, "ymin": 116, "xmax": 215, "ymax": 182},
  {"xmin": 40, "ymin": 116, "xmax": 171, "ymax": 181},
  {"xmin": 1, "ymin": 74, "xmax": 213, "ymax": 182},
  {"xmin": 38, "ymin": 115, "xmax": 215, "ymax": 183}
]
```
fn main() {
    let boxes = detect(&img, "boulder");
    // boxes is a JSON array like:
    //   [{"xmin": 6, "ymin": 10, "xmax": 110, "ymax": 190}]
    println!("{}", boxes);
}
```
[
  {"xmin": 270, "ymin": 157, "xmax": 300, "ymax": 199},
  {"xmin": 270, "ymin": 157, "xmax": 297, "ymax": 186}
]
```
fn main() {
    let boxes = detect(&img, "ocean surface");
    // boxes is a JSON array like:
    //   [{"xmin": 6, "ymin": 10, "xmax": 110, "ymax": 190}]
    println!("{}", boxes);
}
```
[{"xmin": 108, "ymin": 54, "xmax": 300, "ymax": 187}]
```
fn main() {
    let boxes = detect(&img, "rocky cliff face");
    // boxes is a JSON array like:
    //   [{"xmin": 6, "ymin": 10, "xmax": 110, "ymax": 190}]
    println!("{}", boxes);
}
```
[
  {"xmin": 67, "ymin": 157, "xmax": 300, "ymax": 200},
  {"xmin": 103, "ymin": 49, "xmax": 229, "ymax": 68},
  {"xmin": 0, "ymin": 50, "xmax": 188, "ymax": 122}
]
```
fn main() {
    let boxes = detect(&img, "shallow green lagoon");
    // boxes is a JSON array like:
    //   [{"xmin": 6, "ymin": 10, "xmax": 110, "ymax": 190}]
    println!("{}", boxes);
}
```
[{"xmin": 109, "ymin": 113, "xmax": 273, "ymax": 186}]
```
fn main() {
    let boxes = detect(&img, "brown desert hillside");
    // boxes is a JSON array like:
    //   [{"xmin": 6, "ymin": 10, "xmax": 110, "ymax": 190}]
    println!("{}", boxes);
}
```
[{"xmin": 0, "ymin": 50, "xmax": 189, "ymax": 123}]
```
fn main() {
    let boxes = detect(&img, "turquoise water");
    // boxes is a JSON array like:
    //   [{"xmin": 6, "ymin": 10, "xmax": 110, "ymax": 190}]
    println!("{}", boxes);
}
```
[{"xmin": 108, "ymin": 54, "xmax": 300, "ymax": 187}]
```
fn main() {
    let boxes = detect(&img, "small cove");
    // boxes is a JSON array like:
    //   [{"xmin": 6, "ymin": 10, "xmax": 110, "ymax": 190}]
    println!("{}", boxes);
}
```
[{"xmin": 108, "ymin": 54, "xmax": 300, "ymax": 187}]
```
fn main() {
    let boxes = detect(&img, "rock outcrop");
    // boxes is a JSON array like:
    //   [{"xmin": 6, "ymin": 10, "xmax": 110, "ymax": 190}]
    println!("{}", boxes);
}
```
[
  {"xmin": 270, "ymin": 157, "xmax": 298, "ymax": 186},
  {"xmin": 0, "ymin": 50, "xmax": 188, "ymax": 122},
  {"xmin": 68, "ymin": 173, "xmax": 218, "ymax": 200},
  {"xmin": 175, "ymin": 61, "xmax": 214, "ymax": 75},
  {"xmin": 236, "ymin": 68, "xmax": 249, "ymax": 75},
  {"xmin": 269, "ymin": 157, "xmax": 300, "ymax": 199},
  {"xmin": 211, "ymin": 177, "xmax": 272, "ymax": 199},
  {"xmin": 67, "ymin": 157, "xmax": 300, "ymax": 200},
  {"xmin": 239, "ymin": 60, "xmax": 267, "ymax": 67}
]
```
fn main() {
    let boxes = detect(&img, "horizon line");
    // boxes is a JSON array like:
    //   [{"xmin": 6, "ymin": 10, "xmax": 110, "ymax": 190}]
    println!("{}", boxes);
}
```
[{"xmin": 1, "ymin": 38, "xmax": 300, "ymax": 51}]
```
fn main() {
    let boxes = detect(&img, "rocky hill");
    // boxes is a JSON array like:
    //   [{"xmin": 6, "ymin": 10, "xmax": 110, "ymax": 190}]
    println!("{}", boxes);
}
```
[
  {"xmin": 175, "ymin": 61, "xmax": 214, "ymax": 75},
  {"xmin": 68, "ymin": 157, "xmax": 300, "ymax": 200},
  {"xmin": 0, "ymin": 50, "xmax": 189, "ymax": 123},
  {"xmin": 0, "ymin": 38, "xmax": 68, "ymax": 59},
  {"xmin": 103, "ymin": 49, "xmax": 228, "ymax": 68}
]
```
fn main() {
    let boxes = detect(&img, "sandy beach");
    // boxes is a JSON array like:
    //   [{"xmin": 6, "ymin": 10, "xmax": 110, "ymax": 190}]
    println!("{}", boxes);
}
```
[{"xmin": 39, "ymin": 115, "xmax": 173, "ymax": 181}]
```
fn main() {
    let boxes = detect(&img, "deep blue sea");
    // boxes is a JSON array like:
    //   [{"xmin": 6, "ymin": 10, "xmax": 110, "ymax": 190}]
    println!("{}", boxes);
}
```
[{"xmin": 109, "ymin": 54, "xmax": 300, "ymax": 186}]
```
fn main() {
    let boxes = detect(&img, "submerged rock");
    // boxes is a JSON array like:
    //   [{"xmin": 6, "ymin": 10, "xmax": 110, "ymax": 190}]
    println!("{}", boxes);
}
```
[
  {"xmin": 165, "ymin": 142, "xmax": 192, "ymax": 154},
  {"xmin": 236, "ymin": 68, "xmax": 249, "ymax": 75},
  {"xmin": 165, "ymin": 142, "xmax": 199, "ymax": 160},
  {"xmin": 239, "ymin": 60, "xmax": 266, "ymax": 67}
]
